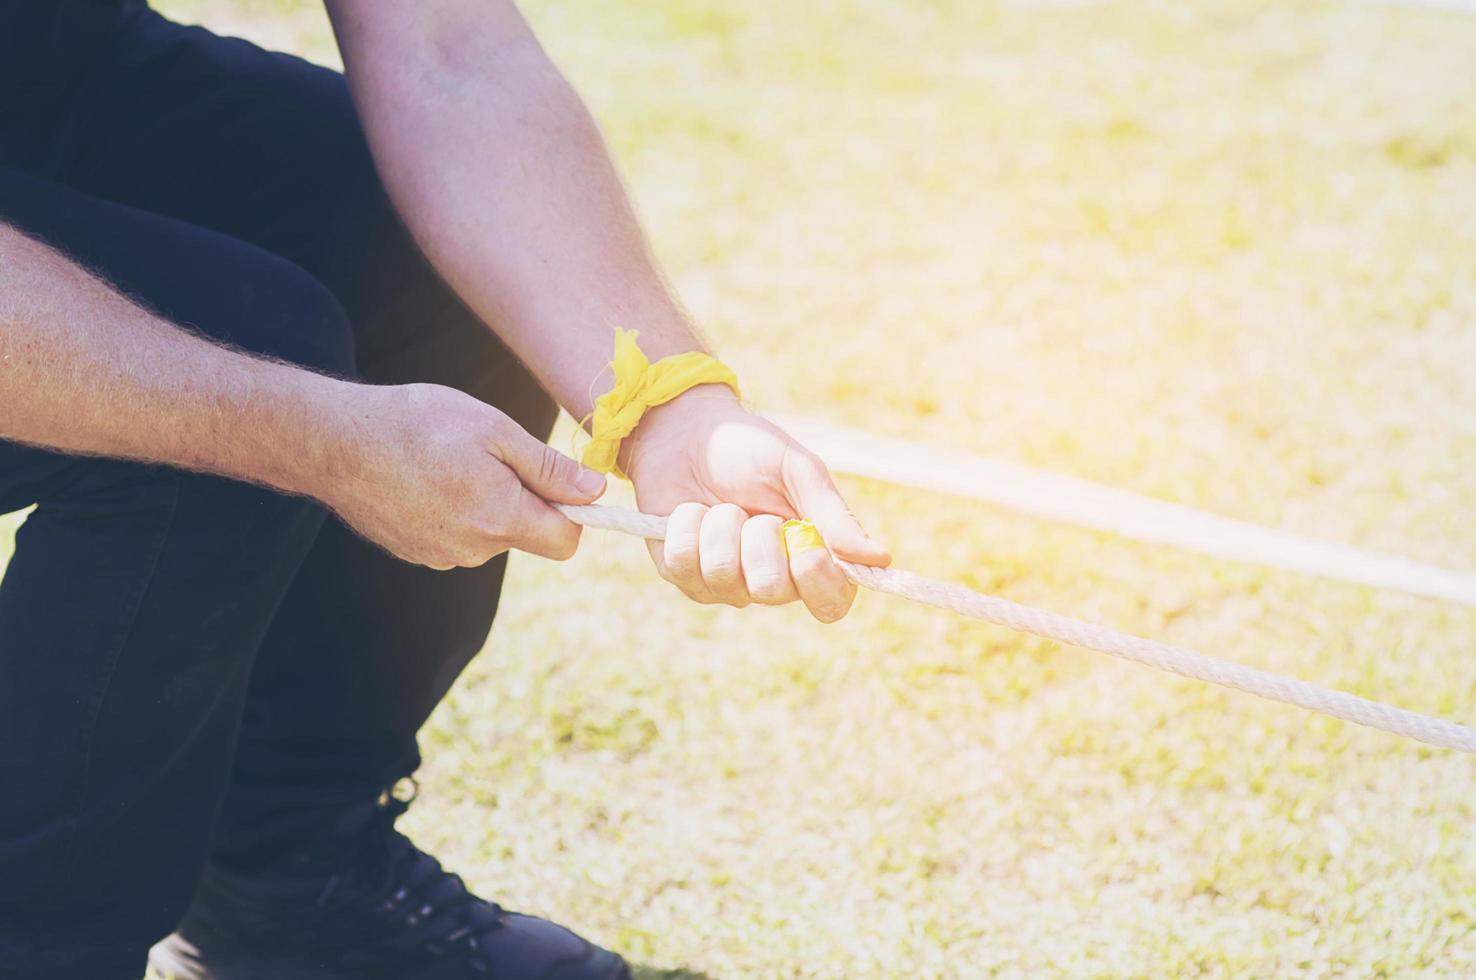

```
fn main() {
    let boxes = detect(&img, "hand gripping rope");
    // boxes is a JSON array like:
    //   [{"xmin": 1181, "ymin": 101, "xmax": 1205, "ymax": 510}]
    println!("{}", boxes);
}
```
[{"xmin": 554, "ymin": 502, "xmax": 1476, "ymax": 756}]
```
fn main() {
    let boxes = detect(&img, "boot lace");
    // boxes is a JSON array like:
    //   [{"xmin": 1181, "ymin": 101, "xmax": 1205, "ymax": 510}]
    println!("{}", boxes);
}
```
[{"xmin": 315, "ymin": 778, "xmax": 507, "ymax": 969}]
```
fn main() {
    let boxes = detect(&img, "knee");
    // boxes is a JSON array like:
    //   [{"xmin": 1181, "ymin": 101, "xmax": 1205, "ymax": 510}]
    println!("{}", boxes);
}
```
[{"xmin": 226, "ymin": 255, "xmax": 356, "ymax": 379}]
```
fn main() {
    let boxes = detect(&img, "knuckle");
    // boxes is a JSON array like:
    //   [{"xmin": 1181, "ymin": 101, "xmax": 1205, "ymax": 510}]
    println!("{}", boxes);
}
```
[
  {"xmin": 709, "ymin": 577, "xmax": 750, "ymax": 605},
  {"xmin": 538, "ymin": 446, "xmax": 571, "ymax": 487},
  {"xmin": 795, "ymin": 448, "xmax": 825, "ymax": 475},
  {"xmin": 788, "ymin": 567, "xmax": 824, "ymax": 594},
  {"xmin": 708, "ymin": 575, "xmax": 746, "ymax": 602},
  {"xmin": 707, "ymin": 502, "xmax": 747, "ymax": 524},
  {"xmin": 670, "ymin": 571, "xmax": 703, "ymax": 593},
  {"xmin": 477, "ymin": 524, "xmax": 511, "ymax": 553},
  {"xmin": 664, "ymin": 545, "xmax": 698, "ymax": 575},
  {"xmin": 400, "ymin": 382, "xmax": 434, "ymax": 409},
  {"xmin": 703, "ymin": 552, "xmax": 742, "ymax": 582},
  {"xmin": 482, "ymin": 417, "xmax": 512, "ymax": 447},
  {"xmin": 747, "ymin": 574, "xmax": 790, "ymax": 603},
  {"xmin": 782, "ymin": 442, "xmax": 824, "ymax": 478},
  {"xmin": 672, "ymin": 501, "xmax": 709, "ymax": 521},
  {"xmin": 664, "ymin": 530, "xmax": 699, "ymax": 563}
]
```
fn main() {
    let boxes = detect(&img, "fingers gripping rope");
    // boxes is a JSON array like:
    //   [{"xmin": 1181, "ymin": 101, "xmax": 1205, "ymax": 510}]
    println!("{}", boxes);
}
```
[{"xmin": 554, "ymin": 503, "xmax": 1476, "ymax": 756}]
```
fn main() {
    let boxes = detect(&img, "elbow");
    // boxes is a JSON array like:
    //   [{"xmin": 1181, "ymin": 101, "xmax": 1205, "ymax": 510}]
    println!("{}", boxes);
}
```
[
  {"xmin": 425, "ymin": 28, "xmax": 566, "ymax": 97},
  {"xmin": 426, "ymin": 32, "xmax": 595, "ymax": 135}
]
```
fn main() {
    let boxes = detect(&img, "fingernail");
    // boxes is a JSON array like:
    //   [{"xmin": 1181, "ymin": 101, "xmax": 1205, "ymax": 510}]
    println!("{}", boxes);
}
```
[{"xmin": 576, "ymin": 468, "xmax": 606, "ymax": 494}]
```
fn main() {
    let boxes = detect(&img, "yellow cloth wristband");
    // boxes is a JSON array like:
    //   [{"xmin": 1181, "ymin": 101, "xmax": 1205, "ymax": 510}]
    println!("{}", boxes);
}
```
[{"xmin": 582, "ymin": 328, "xmax": 740, "ymax": 479}]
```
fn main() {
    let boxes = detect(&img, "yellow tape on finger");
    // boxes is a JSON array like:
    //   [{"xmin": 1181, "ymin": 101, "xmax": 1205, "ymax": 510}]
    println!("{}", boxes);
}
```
[{"xmin": 782, "ymin": 518, "xmax": 827, "ymax": 556}]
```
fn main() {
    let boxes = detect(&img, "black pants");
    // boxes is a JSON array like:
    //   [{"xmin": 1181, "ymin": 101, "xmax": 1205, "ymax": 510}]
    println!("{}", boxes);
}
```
[{"xmin": 0, "ymin": 4, "xmax": 555, "ymax": 976}]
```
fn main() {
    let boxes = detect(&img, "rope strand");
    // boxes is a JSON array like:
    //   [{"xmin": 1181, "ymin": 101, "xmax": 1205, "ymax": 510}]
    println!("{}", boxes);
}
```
[{"xmin": 554, "ymin": 502, "xmax": 1476, "ymax": 756}]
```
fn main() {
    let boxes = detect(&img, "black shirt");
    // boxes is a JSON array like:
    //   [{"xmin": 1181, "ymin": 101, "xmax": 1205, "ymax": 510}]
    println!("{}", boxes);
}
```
[{"xmin": 0, "ymin": 0, "xmax": 133, "ymax": 172}]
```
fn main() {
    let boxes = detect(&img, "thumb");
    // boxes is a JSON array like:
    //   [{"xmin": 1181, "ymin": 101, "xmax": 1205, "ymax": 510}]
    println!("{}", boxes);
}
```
[
  {"xmin": 784, "ymin": 448, "xmax": 891, "ymax": 567},
  {"xmin": 492, "ymin": 422, "xmax": 607, "ymax": 505}
]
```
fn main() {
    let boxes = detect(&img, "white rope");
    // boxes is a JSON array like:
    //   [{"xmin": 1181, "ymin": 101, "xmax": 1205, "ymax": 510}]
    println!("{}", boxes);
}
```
[
  {"xmin": 766, "ymin": 414, "xmax": 1476, "ymax": 607},
  {"xmin": 554, "ymin": 502, "xmax": 1476, "ymax": 756}
]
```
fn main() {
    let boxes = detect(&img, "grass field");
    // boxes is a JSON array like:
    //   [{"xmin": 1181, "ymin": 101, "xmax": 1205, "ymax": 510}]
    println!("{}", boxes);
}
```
[{"xmin": 11, "ymin": 0, "xmax": 1476, "ymax": 976}]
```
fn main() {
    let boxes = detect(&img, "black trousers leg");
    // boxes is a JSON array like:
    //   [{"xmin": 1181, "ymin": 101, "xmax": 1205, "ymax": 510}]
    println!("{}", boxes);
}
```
[
  {"xmin": 0, "ymin": 170, "xmax": 355, "ymax": 978},
  {"xmin": 46, "ymin": 6, "xmax": 560, "ymax": 857}
]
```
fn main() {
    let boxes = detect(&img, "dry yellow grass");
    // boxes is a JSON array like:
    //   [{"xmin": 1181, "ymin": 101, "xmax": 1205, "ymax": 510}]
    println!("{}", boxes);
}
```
[{"xmin": 21, "ymin": 0, "xmax": 1476, "ymax": 976}]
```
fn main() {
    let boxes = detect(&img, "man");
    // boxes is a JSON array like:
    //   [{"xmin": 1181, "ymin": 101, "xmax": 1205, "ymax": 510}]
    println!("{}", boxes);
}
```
[{"xmin": 0, "ymin": 1, "xmax": 891, "ymax": 977}]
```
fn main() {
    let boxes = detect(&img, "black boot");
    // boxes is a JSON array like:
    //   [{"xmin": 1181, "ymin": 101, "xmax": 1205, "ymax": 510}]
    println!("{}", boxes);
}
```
[{"xmin": 149, "ymin": 782, "xmax": 630, "ymax": 980}]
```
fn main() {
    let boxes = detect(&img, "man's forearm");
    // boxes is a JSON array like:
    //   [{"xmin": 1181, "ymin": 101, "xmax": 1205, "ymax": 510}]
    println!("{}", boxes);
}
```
[
  {"xmin": 0, "ymin": 223, "xmax": 349, "ymax": 495},
  {"xmin": 327, "ymin": 1, "xmax": 717, "ymax": 422}
]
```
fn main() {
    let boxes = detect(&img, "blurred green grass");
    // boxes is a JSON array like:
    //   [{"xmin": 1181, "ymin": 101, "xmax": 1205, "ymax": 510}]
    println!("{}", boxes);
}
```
[{"xmin": 23, "ymin": 0, "xmax": 1476, "ymax": 976}]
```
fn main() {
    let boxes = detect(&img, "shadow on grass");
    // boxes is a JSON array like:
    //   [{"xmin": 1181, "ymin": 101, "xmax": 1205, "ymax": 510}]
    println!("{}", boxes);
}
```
[
  {"xmin": 632, "ymin": 966, "xmax": 717, "ymax": 980},
  {"xmin": 151, "ymin": 965, "xmax": 713, "ymax": 979}
]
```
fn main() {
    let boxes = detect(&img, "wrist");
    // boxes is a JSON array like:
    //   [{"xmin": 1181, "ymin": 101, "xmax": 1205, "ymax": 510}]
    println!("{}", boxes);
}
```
[
  {"xmin": 617, "ymin": 382, "xmax": 741, "ymax": 474},
  {"xmin": 263, "ymin": 372, "xmax": 369, "ymax": 502}
]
